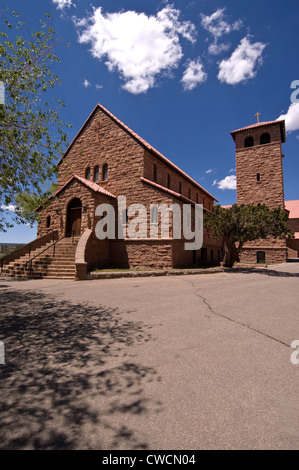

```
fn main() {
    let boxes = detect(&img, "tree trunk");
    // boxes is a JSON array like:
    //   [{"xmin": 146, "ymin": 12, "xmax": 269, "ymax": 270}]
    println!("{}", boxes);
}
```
[{"xmin": 222, "ymin": 239, "xmax": 239, "ymax": 268}]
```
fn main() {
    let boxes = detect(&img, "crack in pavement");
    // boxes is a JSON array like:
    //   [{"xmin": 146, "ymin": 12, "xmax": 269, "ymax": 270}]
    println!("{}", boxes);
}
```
[{"xmin": 177, "ymin": 277, "xmax": 291, "ymax": 349}]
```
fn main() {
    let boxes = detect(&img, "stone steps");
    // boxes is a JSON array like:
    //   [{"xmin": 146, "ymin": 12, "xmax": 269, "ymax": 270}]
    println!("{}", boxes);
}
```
[{"xmin": 1, "ymin": 236, "xmax": 79, "ymax": 279}]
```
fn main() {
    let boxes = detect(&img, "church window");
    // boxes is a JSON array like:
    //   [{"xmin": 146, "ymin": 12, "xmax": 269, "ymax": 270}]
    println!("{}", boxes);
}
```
[
  {"xmin": 257, "ymin": 173, "xmax": 260, "ymax": 182},
  {"xmin": 188, "ymin": 188, "xmax": 191, "ymax": 199},
  {"xmin": 122, "ymin": 209, "xmax": 128, "ymax": 225},
  {"xmin": 94, "ymin": 165, "xmax": 99, "ymax": 183},
  {"xmin": 260, "ymin": 133, "xmax": 270, "ymax": 145},
  {"xmin": 153, "ymin": 164, "xmax": 157, "ymax": 182},
  {"xmin": 167, "ymin": 173, "xmax": 171, "ymax": 189},
  {"xmin": 196, "ymin": 193, "xmax": 199, "ymax": 204},
  {"xmin": 244, "ymin": 136, "xmax": 254, "ymax": 148},
  {"xmin": 151, "ymin": 206, "xmax": 158, "ymax": 224},
  {"xmin": 102, "ymin": 163, "xmax": 108, "ymax": 181},
  {"xmin": 46, "ymin": 215, "xmax": 51, "ymax": 228},
  {"xmin": 85, "ymin": 167, "xmax": 91, "ymax": 180}
]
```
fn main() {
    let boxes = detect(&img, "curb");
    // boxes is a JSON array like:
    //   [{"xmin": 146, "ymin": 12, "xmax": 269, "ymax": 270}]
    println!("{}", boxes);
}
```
[{"xmin": 89, "ymin": 267, "xmax": 227, "ymax": 280}]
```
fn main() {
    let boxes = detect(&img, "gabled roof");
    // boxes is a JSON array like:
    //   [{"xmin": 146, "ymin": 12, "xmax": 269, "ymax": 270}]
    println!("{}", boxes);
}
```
[
  {"xmin": 58, "ymin": 103, "xmax": 218, "ymax": 202},
  {"xmin": 230, "ymin": 120, "xmax": 286, "ymax": 143},
  {"xmin": 35, "ymin": 175, "xmax": 116, "ymax": 211}
]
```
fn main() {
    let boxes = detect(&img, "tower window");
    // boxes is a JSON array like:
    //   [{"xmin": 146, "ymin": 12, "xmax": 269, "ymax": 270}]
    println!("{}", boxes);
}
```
[
  {"xmin": 244, "ymin": 136, "xmax": 254, "ymax": 148},
  {"xmin": 46, "ymin": 215, "xmax": 51, "ymax": 228},
  {"xmin": 167, "ymin": 173, "xmax": 170, "ymax": 189},
  {"xmin": 188, "ymin": 188, "xmax": 191, "ymax": 199},
  {"xmin": 102, "ymin": 163, "xmax": 108, "ymax": 181},
  {"xmin": 85, "ymin": 167, "xmax": 91, "ymax": 180},
  {"xmin": 257, "ymin": 173, "xmax": 260, "ymax": 182},
  {"xmin": 260, "ymin": 133, "xmax": 270, "ymax": 145},
  {"xmin": 94, "ymin": 165, "xmax": 99, "ymax": 183}
]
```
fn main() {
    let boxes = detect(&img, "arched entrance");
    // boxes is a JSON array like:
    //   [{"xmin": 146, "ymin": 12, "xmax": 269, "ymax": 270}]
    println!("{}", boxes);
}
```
[{"xmin": 66, "ymin": 198, "xmax": 82, "ymax": 237}]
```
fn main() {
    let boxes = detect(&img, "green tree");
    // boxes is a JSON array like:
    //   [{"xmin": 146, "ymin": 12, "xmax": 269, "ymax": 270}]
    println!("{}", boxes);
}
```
[
  {"xmin": 204, "ymin": 204, "xmax": 293, "ymax": 268},
  {"xmin": 0, "ymin": 9, "xmax": 70, "ymax": 231},
  {"xmin": 14, "ymin": 181, "xmax": 58, "ymax": 226}
]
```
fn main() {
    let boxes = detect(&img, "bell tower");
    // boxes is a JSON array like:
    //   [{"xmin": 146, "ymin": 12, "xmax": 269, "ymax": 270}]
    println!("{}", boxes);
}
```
[
  {"xmin": 230, "ymin": 117, "xmax": 287, "ymax": 264},
  {"xmin": 230, "ymin": 118, "xmax": 286, "ymax": 209}
]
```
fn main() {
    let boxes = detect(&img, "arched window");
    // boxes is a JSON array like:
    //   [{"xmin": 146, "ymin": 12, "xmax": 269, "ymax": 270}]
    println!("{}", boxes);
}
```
[
  {"xmin": 85, "ymin": 167, "xmax": 91, "ymax": 180},
  {"xmin": 102, "ymin": 163, "xmax": 108, "ymax": 181},
  {"xmin": 244, "ymin": 136, "xmax": 254, "ymax": 148},
  {"xmin": 260, "ymin": 133, "xmax": 270, "ymax": 145},
  {"xmin": 94, "ymin": 165, "xmax": 99, "ymax": 183}
]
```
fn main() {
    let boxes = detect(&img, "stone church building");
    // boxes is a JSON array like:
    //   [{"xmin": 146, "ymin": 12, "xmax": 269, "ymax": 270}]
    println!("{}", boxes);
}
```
[{"xmin": 1, "ymin": 103, "xmax": 298, "ymax": 279}]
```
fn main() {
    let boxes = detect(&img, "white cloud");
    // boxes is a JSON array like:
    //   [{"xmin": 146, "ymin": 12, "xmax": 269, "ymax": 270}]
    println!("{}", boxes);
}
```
[
  {"xmin": 95, "ymin": 84, "xmax": 103, "ymax": 90},
  {"xmin": 218, "ymin": 37, "xmax": 267, "ymax": 85},
  {"xmin": 201, "ymin": 8, "xmax": 242, "ymax": 56},
  {"xmin": 83, "ymin": 78, "xmax": 90, "ymax": 88},
  {"xmin": 229, "ymin": 168, "xmax": 235, "ymax": 173},
  {"xmin": 52, "ymin": 0, "xmax": 74, "ymax": 10},
  {"xmin": 1, "ymin": 204, "xmax": 16, "ymax": 212},
  {"xmin": 213, "ymin": 175, "xmax": 236, "ymax": 190},
  {"xmin": 205, "ymin": 169, "xmax": 213, "ymax": 174},
  {"xmin": 181, "ymin": 58, "xmax": 207, "ymax": 91},
  {"xmin": 208, "ymin": 42, "xmax": 231, "ymax": 55},
  {"xmin": 277, "ymin": 102, "xmax": 299, "ymax": 132},
  {"xmin": 201, "ymin": 8, "xmax": 242, "ymax": 39},
  {"xmin": 74, "ymin": 5, "xmax": 197, "ymax": 94}
]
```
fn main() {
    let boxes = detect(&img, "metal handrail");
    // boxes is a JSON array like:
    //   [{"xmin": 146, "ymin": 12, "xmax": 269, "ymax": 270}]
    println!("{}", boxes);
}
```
[
  {"xmin": 0, "ymin": 230, "xmax": 58, "ymax": 274},
  {"xmin": 25, "ymin": 231, "xmax": 73, "ymax": 274}
]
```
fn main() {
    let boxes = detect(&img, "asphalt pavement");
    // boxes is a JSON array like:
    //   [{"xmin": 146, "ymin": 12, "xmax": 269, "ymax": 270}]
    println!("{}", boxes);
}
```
[{"xmin": 0, "ymin": 263, "xmax": 298, "ymax": 450}]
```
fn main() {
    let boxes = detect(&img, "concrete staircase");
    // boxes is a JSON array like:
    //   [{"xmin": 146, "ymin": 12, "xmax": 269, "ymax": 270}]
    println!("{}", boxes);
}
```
[{"xmin": 1, "ymin": 237, "xmax": 79, "ymax": 279}]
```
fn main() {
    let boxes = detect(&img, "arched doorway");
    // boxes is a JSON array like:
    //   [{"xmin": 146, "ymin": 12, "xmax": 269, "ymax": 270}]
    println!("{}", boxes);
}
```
[{"xmin": 66, "ymin": 198, "xmax": 82, "ymax": 237}]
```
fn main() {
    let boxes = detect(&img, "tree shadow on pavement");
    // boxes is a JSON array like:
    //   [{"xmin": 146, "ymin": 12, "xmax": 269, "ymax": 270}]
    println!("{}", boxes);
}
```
[
  {"xmin": 230, "ymin": 267, "xmax": 299, "ymax": 278},
  {"xmin": 0, "ymin": 287, "xmax": 161, "ymax": 450}
]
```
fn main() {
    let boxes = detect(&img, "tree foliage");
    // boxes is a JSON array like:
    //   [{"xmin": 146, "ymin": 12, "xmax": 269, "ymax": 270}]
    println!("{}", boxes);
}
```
[
  {"xmin": 14, "ymin": 182, "xmax": 58, "ymax": 227},
  {"xmin": 204, "ymin": 204, "xmax": 293, "ymax": 267},
  {"xmin": 0, "ymin": 9, "xmax": 70, "ymax": 231}
]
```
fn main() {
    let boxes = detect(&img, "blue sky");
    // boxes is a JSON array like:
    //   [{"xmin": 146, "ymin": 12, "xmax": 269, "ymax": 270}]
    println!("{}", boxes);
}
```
[{"xmin": 1, "ymin": 0, "xmax": 299, "ymax": 243}]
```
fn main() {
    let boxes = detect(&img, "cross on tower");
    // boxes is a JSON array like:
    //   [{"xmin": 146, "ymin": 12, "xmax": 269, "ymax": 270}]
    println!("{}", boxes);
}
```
[{"xmin": 255, "ymin": 112, "xmax": 261, "ymax": 123}]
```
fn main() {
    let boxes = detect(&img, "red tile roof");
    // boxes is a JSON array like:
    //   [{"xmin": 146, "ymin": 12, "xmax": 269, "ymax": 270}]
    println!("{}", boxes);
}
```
[
  {"xmin": 230, "ymin": 120, "xmax": 286, "ymax": 143},
  {"xmin": 58, "ymin": 103, "xmax": 218, "ymax": 202},
  {"xmin": 285, "ymin": 200, "xmax": 299, "ymax": 219},
  {"xmin": 35, "ymin": 175, "xmax": 116, "ymax": 211}
]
